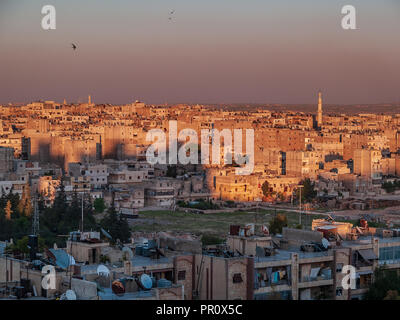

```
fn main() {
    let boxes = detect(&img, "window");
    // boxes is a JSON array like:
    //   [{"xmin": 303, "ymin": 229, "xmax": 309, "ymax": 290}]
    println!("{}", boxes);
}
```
[
  {"xmin": 178, "ymin": 270, "xmax": 186, "ymax": 281},
  {"xmin": 233, "ymin": 273, "xmax": 243, "ymax": 283}
]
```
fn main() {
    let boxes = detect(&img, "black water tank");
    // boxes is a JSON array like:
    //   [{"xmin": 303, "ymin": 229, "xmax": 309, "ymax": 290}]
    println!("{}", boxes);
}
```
[
  {"xmin": 20, "ymin": 279, "xmax": 31, "ymax": 293},
  {"xmin": 14, "ymin": 286, "xmax": 25, "ymax": 299}
]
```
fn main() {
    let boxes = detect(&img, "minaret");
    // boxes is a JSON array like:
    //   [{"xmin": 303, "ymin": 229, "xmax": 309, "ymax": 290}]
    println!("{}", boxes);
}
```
[
  {"xmin": 88, "ymin": 95, "xmax": 91, "ymax": 105},
  {"xmin": 317, "ymin": 91, "xmax": 323, "ymax": 128}
]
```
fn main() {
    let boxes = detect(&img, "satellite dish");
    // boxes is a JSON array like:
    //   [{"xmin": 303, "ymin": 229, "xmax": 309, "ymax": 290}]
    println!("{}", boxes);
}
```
[
  {"xmin": 112, "ymin": 280, "xmax": 125, "ymax": 295},
  {"xmin": 140, "ymin": 274, "xmax": 153, "ymax": 290},
  {"xmin": 262, "ymin": 225, "xmax": 269, "ymax": 235},
  {"xmin": 59, "ymin": 293, "xmax": 67, "ymax": 300},
  {"xmin": 68, "ymin": 254, "xmax": 76, "ymax": 266},
  {"xmin": 101, "ymin": 228, "xmax": 112, "ymax": 240},
  {"xmin": 322, "ymin": 238, "xmax": 329, "ymax": 249},
  {"xmin": 65, "ymin": 290, "xmax": 77, "ymax": 300},
  {"xmin": 97, "ymin": 264, "xmax": 110, "ymax": 277},
  {"xmin": 49, "ymin": 249, "xmax": 71, "ymax": 269},
  {"xmin": 122, "ymin": 247, "xmax": 134, "ymax": 260}
]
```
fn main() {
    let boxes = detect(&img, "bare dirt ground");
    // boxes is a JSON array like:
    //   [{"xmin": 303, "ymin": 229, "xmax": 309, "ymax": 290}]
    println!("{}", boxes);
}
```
[{"xmin": 129, "ymin": 209, "xmax": 325, "ymax": 237}]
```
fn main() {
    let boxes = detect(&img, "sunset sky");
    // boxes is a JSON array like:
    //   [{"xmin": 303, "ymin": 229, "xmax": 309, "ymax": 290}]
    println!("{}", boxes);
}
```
[{"xmin": 0, "ymin": 0, "xmax": 399, "ymax": 105}]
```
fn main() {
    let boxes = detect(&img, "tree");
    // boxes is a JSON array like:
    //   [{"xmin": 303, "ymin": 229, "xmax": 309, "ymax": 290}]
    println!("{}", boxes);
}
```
[
  {"xmin": 5, "ymin": 188, "xmax": 21, "ymax": 217},
  {"xmin": 5, "ymin": 200, "xmax": 12, "ymax": 220},
  {"xmin": 364, "ymin": 267, "xmax": 400, "ymax": 300},
  {"xmin": 17, "ymin": 183, "xmax": 33, "ymax": 217},
  {"xmin": 384, "ymin": 290, "xmax": 400, "ymax": 300},
  {"xmin": 117, "ymin": 215, "xmax": 131, "ymax": 244},
  {"xmin": 261, "ymin": 181, "xmax": 274, "ymax": 199},
  {"xmin": 296, "ymin": 178, "xmax": 317, "ymax": 203},
  {"xmin": 53, "ymin": 178, "xmax": 67, "ymax": 212},
  {"xmin": 382, "ymin": 182, "xmax": 397, "ymax": 194},
  {"xmin": 0, "ymin": 203, "xmax": 13, "ymax": 241},
  {"xmin": 68, "ymin": 187, "xmax": 81, "ymax": 224},
  {"xmin": 83, "ymin": 193, "xmax": 97, "ymax": 229},
  {"xmin": 41, "ymin": 178, "xmax": 75, "ymax": 245},
  {"xmin": 12, "ymin": 216, "xmax": 31, "ymax": 240},
  {"xmin": 269, "ymin": 214, "xmax": 288, "ymax": 235},
  {"xmin": 94, "ymin": 198, "xmax": 106, "ymax": 213},
  {"xmin": 10, "ymin": 236, "xmax": 46, "ymax": 255},
  {"xmin": 100, "ymin": 204, "xmax": 131, "ymax": 244}
]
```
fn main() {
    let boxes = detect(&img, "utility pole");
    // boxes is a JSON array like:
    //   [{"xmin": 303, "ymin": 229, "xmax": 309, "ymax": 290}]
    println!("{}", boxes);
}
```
[{"xmin": 298, "ymin": 185, "xmax": 304, "ymax": 226}]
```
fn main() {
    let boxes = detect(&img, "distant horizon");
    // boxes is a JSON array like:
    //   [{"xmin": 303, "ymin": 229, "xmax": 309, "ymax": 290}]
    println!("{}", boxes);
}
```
[
  {"xmin": 2, "ymin": 98, "xmax": 400, "ymax": 111},
  {"xmin": 1, "ymin": 0, "xmax": 399, "ymax": 105},
  {"xmin": 1, "ymin": 98, "xmax": 400, "ymax": 107}
]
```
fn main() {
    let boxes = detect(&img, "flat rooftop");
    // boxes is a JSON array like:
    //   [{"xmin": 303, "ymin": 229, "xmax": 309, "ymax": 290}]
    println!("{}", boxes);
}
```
[
  {"xmin": 130, "ymin": 255, "xmax": 172, "ymax": 268},
  {"xmin": 98, "ymin": 288, "xmax": 155, "ymax": 300},
  {"xmin": 255, "ymin": 246, "xmax": 332, "ymax": 263}
]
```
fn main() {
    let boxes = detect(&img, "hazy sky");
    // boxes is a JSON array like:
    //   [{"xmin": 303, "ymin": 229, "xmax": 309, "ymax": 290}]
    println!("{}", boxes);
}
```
[{"xmin": 0, "ymin": 0, "xmax": 399, "ymax": 105}]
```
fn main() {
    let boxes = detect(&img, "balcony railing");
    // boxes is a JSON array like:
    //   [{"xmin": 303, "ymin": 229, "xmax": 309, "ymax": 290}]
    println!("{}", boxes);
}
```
[{"xmin": 301, "ymin": 274, "xmax": 333, "ymax": 283}]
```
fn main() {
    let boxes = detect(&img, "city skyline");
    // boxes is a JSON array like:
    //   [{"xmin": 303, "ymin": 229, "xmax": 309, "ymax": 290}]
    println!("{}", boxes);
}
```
[
  {"xmin": 1, "ymin": 0, "xmax": 400, "ymax": 105},
  {"xmin": 3, "ymin": 0, "xmax": 400, "ymax": 305}
]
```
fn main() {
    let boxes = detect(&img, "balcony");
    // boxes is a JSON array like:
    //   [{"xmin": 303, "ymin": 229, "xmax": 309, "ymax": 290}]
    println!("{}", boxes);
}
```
[
  {"xmin": 298, "ymin": 277, "xmax": 333, "ymax": 289},
  {"xmin": 299, "ymin": 267, "xmax": 333, "ymax": 288}
]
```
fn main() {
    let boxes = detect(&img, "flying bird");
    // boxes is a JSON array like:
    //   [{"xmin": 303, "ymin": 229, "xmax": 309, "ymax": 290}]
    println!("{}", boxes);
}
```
[
  {"xmin": 71, "ymin": 43, "xmax": 77, "ymax": 50},
  {"xmin": 168, "ymin": 10, "xmax": 175, "ymax": 21}
]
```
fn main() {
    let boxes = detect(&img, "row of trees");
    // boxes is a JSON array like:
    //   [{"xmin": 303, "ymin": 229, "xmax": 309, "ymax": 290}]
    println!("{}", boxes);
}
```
[
  {"xmin": 382, "ymin": 180, "xmax": 400, "ymax": 194},
  {"xmin": 100, "ymin": 205, "xmax": 131, "ymax": 244},
  {"xmin": 365, "ymin": 267, "xmax": 400, "ymax": 300},
  {"xmin": 0, "ymin": 186, "xmax": 33, "ymax": 242},
  {"xmin": 0, "ymin": 180, "xmax": 131, "ymax": 248},
  {"xmin": 40, "ymin": 182, "xmax": 98, "ymax": 246}
]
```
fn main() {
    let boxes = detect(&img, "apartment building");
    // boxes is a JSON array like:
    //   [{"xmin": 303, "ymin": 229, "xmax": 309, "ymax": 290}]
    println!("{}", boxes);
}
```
[{"xmin": 144, "ymin": 178, "xmax": 175, "ymax": 207}]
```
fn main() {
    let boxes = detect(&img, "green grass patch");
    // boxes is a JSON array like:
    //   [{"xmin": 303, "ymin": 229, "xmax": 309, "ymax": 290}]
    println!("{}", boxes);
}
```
[{"xmin": 131, "ymin": 209, "xmax": 326, "ymax": 238}]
